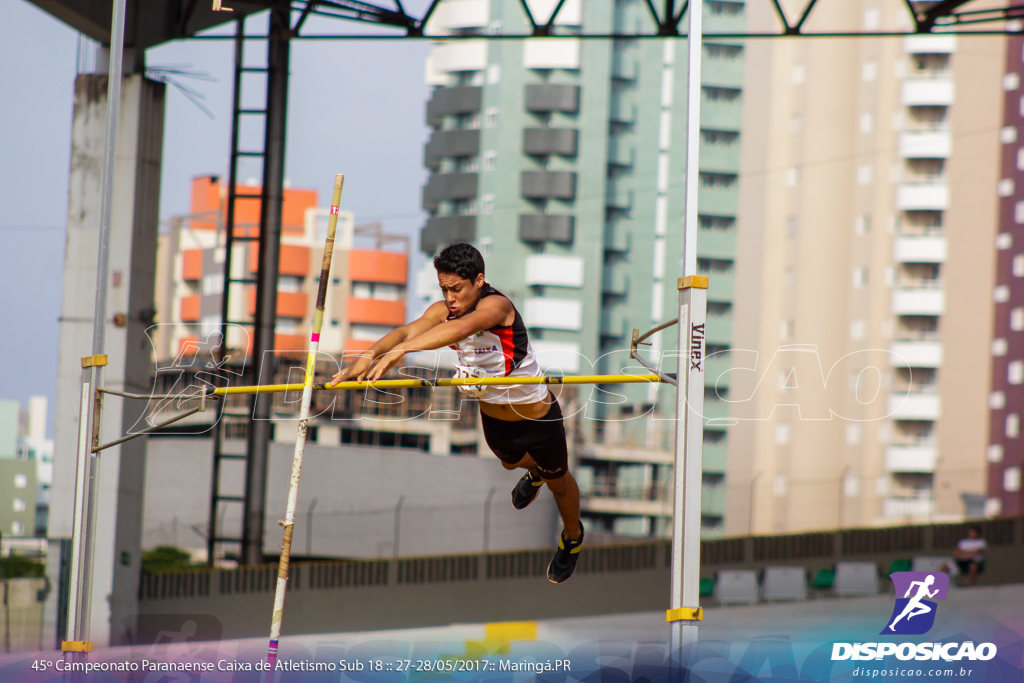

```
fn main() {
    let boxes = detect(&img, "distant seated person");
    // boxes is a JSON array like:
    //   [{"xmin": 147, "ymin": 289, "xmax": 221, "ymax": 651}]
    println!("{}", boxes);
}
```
[{"xmin": 952, "ymin": 525, "xmax": 986, "ymax": 586}]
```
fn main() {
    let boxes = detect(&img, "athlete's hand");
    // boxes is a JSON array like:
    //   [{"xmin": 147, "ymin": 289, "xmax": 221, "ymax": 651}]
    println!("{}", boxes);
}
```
[
  {"xmin": 365, "ymin": 348, "xmax": 407, "ymax": 383},
  {"xmin": 330, "ymin": 355, "xmax": 373, "ymax": 385}
]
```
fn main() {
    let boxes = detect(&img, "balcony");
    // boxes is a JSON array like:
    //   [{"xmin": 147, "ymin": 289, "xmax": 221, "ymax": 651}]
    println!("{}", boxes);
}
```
[
  {"xmin": 421, "ymin": 215, "xmax": 476, "ymax": 255},
  {"xmin": 424, "ymin": 129, "xmax": 480, "ymax": 169},
  {"xmin": 426, "ymin": 86, "xmax": 482, "ymax": 127},
  {"xmin": 347, "ymin": 297, "xmax": 406, "ymax": 327},
  {"xmin": 604, "ymin": 224, "xmax": 630, "ymax": 253},
  {"xmin": 582, "ymin": 477, "xmax": 670, "ymax": 517},
  {"xmin": 521, "ymin": 171, "xmax": 576, "ymax": 200},
  {"xmin": 429, "ymin": 41, "xmax": 488, "ymax": 74},
  {"xmin": 524, "ymin": 254, "xmax": 584, "ymax": 288},
  {"xmin": 426, "ymin": 0, "xmax": 488, "ymax": 33},
  {"xmin": 518, "ymin": 214, "xmax": 574, "ymax": 243},
  {"xmin": 600, "ymin": 306, "xmax": 629, "ymax": 339},
  {"xmin": 888, "ymin": 391, "xmax": 941, "ymax": 420},
  {"xmin": 890, "ymin": 340, "xmax": 943, "ymax": 367},
  {"xmin": 891, "ymin": 286, "xmax": 944, "ymax": 315},
  {"xmin": 899, "ymin": 131, "xmax": 951, "ymax": 159},
  {"xmin": 602, "ymin": 268, "xmax": 628, "ymax": 296},
  {"xmin": 886, "ymin": 444, "xmax": 938, "ymax": 473},
  {"xmin": 523, "ymin": 127, "xmax": 578, "ymax": 157},
  {"xmin": 903, "ymin": 35, "xmax": 957, "ymax": 54},
  {"xmin": 524, "ymin": 84, "xmax": 580, "ymax": 113},
  {"xmin": 180, "ymin": 295, "xmax": 200, "ymax": 323},
  {"xmin": 181, "ymin": 249, "xmax": 203, "ymax": 281},
  {"xmin": 901, "ymin": 78, "xmax": 954, "ymax": 106},
  {"xmin": 897, "ymin": 183, "xmax": 949, "ymax": 211},
  {"xmin": 893, "ymin": 235, "xmax": 946, "ymax": 263},
  {"xmin": 883, "ymin": 494, "xmax": 934, "ymax": 520},
  {"xmin": 702, "ymin": 485, "xmax": 726, "ymax": 516},
  {"xmin": 422, "ymin": 172, "xmax": 478, "ymax": 211},
  {"xmin": 607, "ymin": 136, "xmax": 634, "ymax": 167},
  {"xmin": 523, "ymin": 297, "xmax": 582, "ymax": 331}
]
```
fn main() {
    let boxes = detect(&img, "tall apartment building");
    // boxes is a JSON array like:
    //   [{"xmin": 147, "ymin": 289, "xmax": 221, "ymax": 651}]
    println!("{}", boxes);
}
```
[
  {"xmin": 418, "ymin": 0, "xmax": 746, "ymax": 537},
  {"xmin": 0, "ymin": 399, "xmax": 39, "ymax": 538},
  {"xmin": 154, "ymin": 176, "xmax": 409, "ymax": 362},
  {"xmin": 730, "ymin": 2, "xmax": 1004, "ymax": 534},
  {"xmin": 985, "ymin": 28, "xmax": 1024, "ymax": 518}
]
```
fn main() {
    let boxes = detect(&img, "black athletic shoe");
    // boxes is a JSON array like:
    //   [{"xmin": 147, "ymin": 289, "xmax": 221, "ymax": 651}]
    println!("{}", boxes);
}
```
[
  {"xmin": 547, "ymin": 522, "xmax": 584, "ymax": 584},
  {"xmin": 512, "ymin": 470, "xmax": 544, "ymax": 510}
]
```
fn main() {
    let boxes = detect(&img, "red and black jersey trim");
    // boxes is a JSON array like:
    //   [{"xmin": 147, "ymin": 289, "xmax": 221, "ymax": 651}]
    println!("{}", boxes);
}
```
[
  {"xmin": 489, "ymin": 307, "xmax": 530, "ymax": 376},
  {"xmin": 451, "ymin": 284, "xmax": 531, "ymax": 376}
]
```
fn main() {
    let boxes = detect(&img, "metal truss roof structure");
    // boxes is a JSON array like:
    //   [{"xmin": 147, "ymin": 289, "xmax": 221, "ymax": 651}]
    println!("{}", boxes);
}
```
[{"xmin": 26, "ymin": 0, "xmax": 1024, "ymax": 49}]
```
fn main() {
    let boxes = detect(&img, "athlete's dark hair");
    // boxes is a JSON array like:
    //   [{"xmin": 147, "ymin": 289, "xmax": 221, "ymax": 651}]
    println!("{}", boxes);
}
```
[{"xmin": 433, "ymin": 242, "xmax": 485, "ymax": 281}]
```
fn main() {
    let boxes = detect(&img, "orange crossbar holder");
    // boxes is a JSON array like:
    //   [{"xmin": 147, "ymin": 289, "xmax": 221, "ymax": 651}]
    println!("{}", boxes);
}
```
[{"xmin": 62, "ymin": 640, "xmax": 93, "ymax": 653}]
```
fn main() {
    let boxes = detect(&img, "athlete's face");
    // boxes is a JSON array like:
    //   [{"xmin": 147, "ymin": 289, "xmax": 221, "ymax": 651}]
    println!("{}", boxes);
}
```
[{"xmin": 437, "ymin": 271, "xmax": 485, "ymax": 318}]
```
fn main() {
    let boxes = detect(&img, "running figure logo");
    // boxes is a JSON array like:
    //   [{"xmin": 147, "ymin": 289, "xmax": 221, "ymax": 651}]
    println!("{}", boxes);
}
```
[{"xmin": 881, "ymin": 571, "xmax": 949, "ymax": 635}]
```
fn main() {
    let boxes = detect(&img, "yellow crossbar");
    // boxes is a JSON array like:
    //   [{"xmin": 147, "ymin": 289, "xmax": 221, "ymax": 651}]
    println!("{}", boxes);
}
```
[{"xmin": 212, "ymin": 373, "xmax": 665, "ymax": 396}]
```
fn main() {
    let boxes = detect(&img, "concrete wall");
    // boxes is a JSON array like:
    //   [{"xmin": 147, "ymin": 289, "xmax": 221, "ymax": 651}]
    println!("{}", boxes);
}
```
[
  {"xmin": 135, "ymin": 516, "xmax": 1024, "ymax": 642},
  {"xmin": 143, "ymin": 438, "xmax": 560, "ymax": 559}
]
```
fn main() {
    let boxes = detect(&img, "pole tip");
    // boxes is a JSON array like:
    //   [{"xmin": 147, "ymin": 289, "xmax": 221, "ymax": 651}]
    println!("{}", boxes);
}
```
[{"xmin": 334, "ymin": 174, "xmax": 344, "ymax": 188}]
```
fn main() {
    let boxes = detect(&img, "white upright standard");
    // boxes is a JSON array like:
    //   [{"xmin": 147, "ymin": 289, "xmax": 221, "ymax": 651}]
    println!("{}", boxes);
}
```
[{"xmin": 667, "ymin": 0, "xmax": 708, "ymax": 668}]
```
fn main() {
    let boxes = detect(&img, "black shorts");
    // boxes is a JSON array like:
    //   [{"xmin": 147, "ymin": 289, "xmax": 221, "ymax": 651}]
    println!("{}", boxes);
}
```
[
  {"xmin": 955, "ymin": 559, "xmax": 984, "ymax": 574},
  {"xmin": 480, "ymin": 397, "xmax": 569, "ymax": 480}
]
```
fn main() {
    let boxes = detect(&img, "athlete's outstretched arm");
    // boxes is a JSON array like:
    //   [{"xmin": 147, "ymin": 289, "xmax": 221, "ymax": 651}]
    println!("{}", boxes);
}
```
[
  {"xmin": 330, "ymin": 302, "xmax": 448, "ymax": 384},
  {"xmin": 364, "ymin": 296, "xmax": 512, "ymax": 382}
]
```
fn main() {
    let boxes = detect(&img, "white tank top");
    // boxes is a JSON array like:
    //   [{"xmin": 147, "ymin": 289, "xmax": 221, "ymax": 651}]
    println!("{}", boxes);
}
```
[{"xmin": 446, "ymin": 285, "xmax": 549, "ymax": 405}]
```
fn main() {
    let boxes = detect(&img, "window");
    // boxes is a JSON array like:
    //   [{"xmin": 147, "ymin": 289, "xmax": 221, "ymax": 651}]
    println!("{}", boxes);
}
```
[
  {"xmin": 791, "ymin": 64, "xmax": 805, "ymax": 84},
  {"xmin": 860, "ymin": 112, "xmax": 874, "ymax": 134},
  {"xmin": 202, "ymin": 273, "xmax": 223, "ymax": 296},
  {"xmin": 1010, "ymin": 360, "xmax": 1024, "ymax": 385},
  {"xmin": 700, "ymin": 129, "xmax": 739, "ymax": 146},
  {"xmin": 707, "ymin": 1, "xmax": 743, "ymax": 17},
  {"xmin": 698, "ymin": 215, "xmax": 735, "ymax": 232},
  {"xmin": 786, "ymin": 216, "xmax": 798, "ymax": 236},
  {"xmin": 485, "ymin": 108, "xmax": 499, "ymax": 128},
  {"xmin": 702, "ymin": 86, "xmax": 740, "ymax": 104},
  {"xmin": 705, "ymin": 43, "xmax": 743, "ymax": 61},
  {"xmin": 278, "ymin": 275, "xmax": 303, "ymax": 293},
  {"xmin": 14, "ymin": 474, "xmax": 27, "ymax": 489},
  {"xmin": 852, "ymin": 267, "xmax": 868, "ymax": 288},
  {"xmin": 857, "ymin": 164, "xmax": 873, "ymax": 186},
  {"xmin": 1011, "ymin": 307, "xmax": 1024, "ymax": 331},
  {"xmin": 852, "ymin": 214, "xmax": 869, "ymax": 235},
  {"xmin": 352, "ymin": 282, "xmax": 403, "ymax": 301},
  {"xmin": 697, "ymin": 258, "xmax": 734, "ymax": 275},
  {"xmin": 1014, "ymin": 254, "xmax": 1024, "ymax": 276},
  {"xmin": 13, "ymin": 498, "xmax": 25, "ymax": 512},
  {"xmin": 276, "ymin": 318, "xmax": 299, "ymax": 334},
  {"xmin": 11, "ymin": 521, "xmax": 22, "ymax": 535},
  {"xmin": 699, "ymin": 172, "xmax": 738, "ymax": 190},
  {"xmin": 786, "ymin": 167, "xmax": 800, "ymax": 187},
  {"xmin": 350, "ymin": 323, "xmax": 396, "ymax": 341},
  {"xmin": 707, "ymin": 302, "xmax": 732, "ymax": 317},
  {"xmin": 483, "ymin": 151, "xmax": 497, "ymax": 171},
  {"xmin": 481, "ymin": 194, "xmax": 495, "ymax": 214}
]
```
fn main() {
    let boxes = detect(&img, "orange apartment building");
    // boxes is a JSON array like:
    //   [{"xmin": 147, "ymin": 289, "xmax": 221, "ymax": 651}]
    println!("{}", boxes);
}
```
[{"xmin": 153, "ymin": 176, "xmax": 409, "ymax": 362}]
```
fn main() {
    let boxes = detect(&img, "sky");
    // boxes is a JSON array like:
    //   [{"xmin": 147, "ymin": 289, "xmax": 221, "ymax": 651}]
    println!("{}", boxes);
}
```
[{"xmin": 0, "ymin": 0, "xmax": 433, "ymax": 436}]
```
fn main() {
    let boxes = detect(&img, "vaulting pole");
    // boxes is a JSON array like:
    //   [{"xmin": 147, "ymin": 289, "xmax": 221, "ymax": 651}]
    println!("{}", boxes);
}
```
[{"xmin": 265, "ymin": 174, "xmax": 344, "ymax": 673}]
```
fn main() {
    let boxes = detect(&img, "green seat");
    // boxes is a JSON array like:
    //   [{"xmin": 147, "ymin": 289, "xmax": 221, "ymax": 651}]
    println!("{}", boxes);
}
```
[
  {"xmin": 700, "ymin": 577, "xmax": 715, "ymax": 597},
  {"xmin": 811, "ymin": 568, "xmax": 834, "ymax": 590},
  {"xmin": 888, "ymin": 558, "xmax": 912, "ymax": 575}
]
